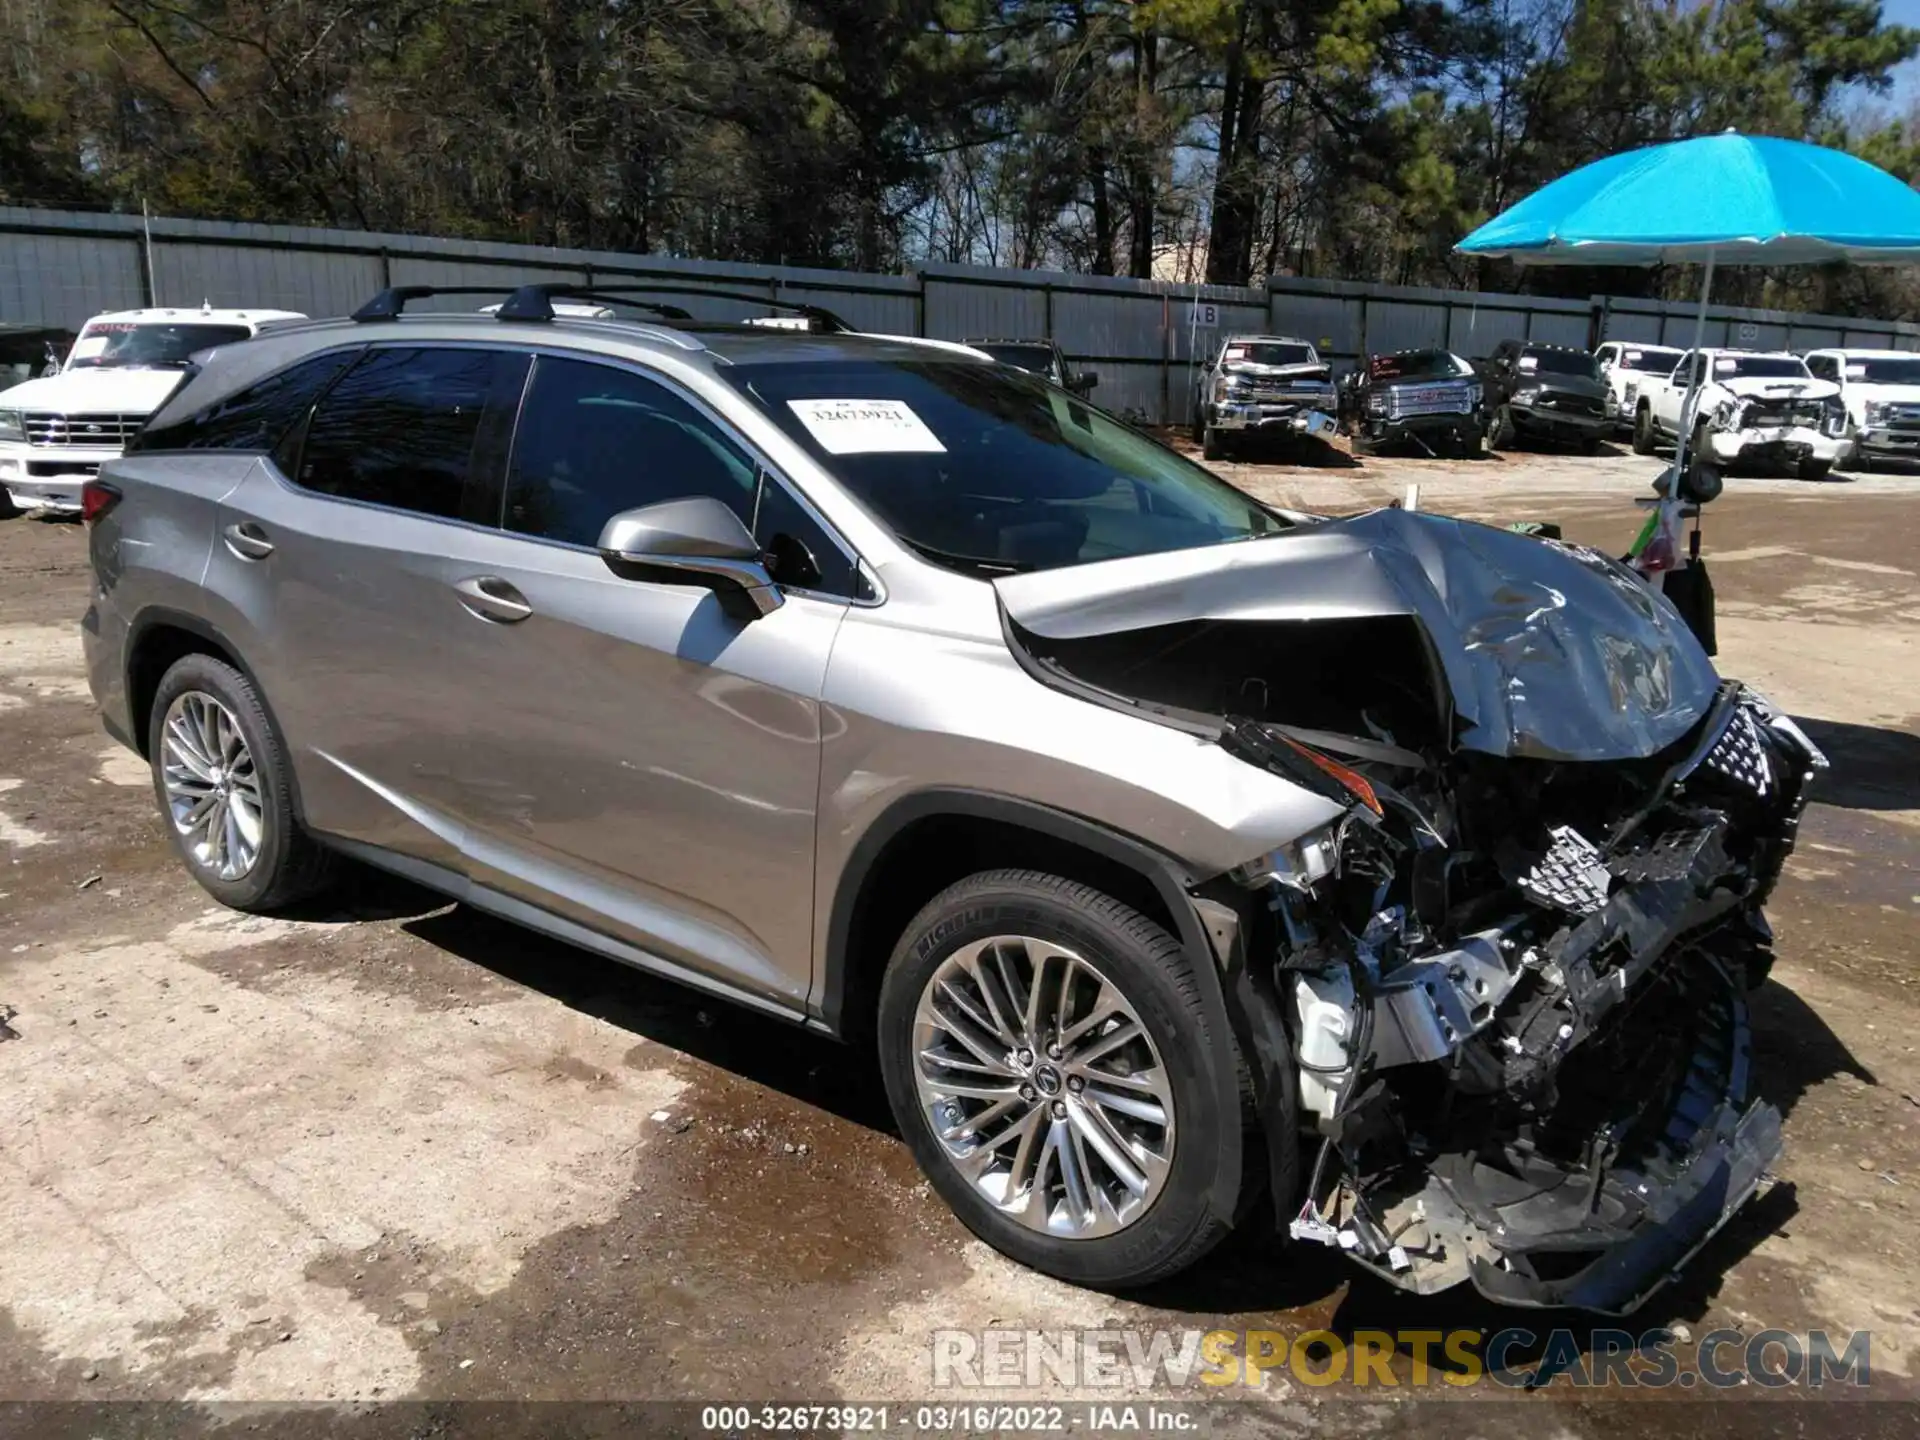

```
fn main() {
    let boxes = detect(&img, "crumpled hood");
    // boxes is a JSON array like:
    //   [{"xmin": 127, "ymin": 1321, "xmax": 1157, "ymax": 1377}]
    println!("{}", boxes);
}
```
[
  {"xmin": 1221, "ymin": 360, "xmax": 1332, "ymax": 384},
  {"xmin": 995, "ymin": 508, "xmax": 1720, "ymax": 762},
  {"xmin": 1717, "ymin": 375, "xmax": 1838, "ymax": 402},
  {"xmin": 1522, "ymin": 371, "xmax": 1606, "ymax": 400},
  {"xmin": 0, "ymin": 367, "xmax": 187, "ymax": 414}
]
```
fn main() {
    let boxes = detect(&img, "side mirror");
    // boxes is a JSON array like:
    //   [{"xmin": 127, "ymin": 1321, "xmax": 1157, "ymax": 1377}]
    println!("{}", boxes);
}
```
[
  {"xmin": 1200, "ymin": 357, "xmax": 1214, "ymax": 371},
  {"xmin": 597, "ymin": 495, "xmax": 783, "ymax": 619},
  {"xmin": 1073, "ymin": 370, "xmax": 1099, "ymax": 394}
]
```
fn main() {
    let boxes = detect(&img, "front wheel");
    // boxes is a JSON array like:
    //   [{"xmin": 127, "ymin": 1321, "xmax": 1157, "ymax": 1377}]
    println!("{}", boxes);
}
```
[
  {"xmin": 1632, "ymin": 406, "xmax": 1657, "ymax": 455},
  {"xmin": 147, "ymin": 653, "xmax": 334, "ymax": 912},
  {"xmin": 1201, "ymin": 425, "xmax": 1227, "ymax": 461},
  {"xmin": 877, "ymin": 870, "xmax": 1241, "ymax": 1290},
  {"xmin": 1490, "ymin": 405, "xmax": 1517, "ymax": 449},
  {"xmin": 1798, "ymin": 456, "xmax": 1834, "ymax": 482}
]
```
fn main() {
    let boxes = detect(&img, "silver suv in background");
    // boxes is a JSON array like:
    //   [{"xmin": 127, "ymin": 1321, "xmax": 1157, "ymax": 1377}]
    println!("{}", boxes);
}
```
[{"xmin": 83, "ymin": 284, "xmax": 1819, "ymax": 1311}]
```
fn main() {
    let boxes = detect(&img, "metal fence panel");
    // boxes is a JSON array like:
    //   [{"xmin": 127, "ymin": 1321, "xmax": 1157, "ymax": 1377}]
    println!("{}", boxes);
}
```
[
  {"xmin": 1052, "ymin": 288, "xmax": 1166, "ymax": 364},
  {"xmin": 1174, "ymin": 301, "xmax": 1270, "ymax": 363},
  {"xmin": 0, "ymin": 231, "xmax": 143, "ymax": 327},
  {"xmin": 1600, "ymin": 308, "xmax": 1667, "ymax": 344},
  {"xmin": 1367, "ymin": 300, "xmax": 1447, "ymax": 354},
  {"xmin": 923, "ymin": 278, "xmax": 1045, "ymax": 341},
  {"xmin": 1448, "ymin": 304, "xmax": 1528, "ymax": 356},
  {"xmin": 1525, "ymin": 310, "xmax": 1591, "ymax": 348},
  {"xmin": 152, "ymin": 242, "xmax": 380, "ymax": 317},
  {"xmin": 1269, "ymin": 291, "xmax": 1362, "ymax": 361}
]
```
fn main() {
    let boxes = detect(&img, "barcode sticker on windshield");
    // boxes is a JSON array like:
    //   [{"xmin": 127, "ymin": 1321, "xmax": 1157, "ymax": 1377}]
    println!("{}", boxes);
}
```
[{"xmin": 786, "ymin": 398, "xmax": 947, "ymax": 455}]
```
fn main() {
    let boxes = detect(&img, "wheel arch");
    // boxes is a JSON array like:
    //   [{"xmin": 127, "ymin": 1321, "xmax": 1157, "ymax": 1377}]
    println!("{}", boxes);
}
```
[
  {"xmin": 124, "ymin": 607, "xmax": 309, "ymax": 824},
  {"xmin": 820, "ymin": 790, "xmax": 1220, "ymax": 1045},
  {"xmin": 824, "ymin": 789, "xmax": 1250, "ymax": 1232}
]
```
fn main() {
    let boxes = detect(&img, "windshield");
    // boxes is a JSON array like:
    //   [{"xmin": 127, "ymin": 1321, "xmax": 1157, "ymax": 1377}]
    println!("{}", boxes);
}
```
[
  {"xmin": 1369, "ymin": 350, "xmax": 1469, "ymax": 382},
  {"xmin": 727, "ymin": 359, "xmax": 1287, "ymax": 575},
  {"xmin": 1846, "ymin": 357, "xmax": 1920, "ymax": 384},
  {"xmin": 1616, "ymin": 347, "xmax": 1680, "ymax": 373},
  {"xmin": 1712, "ymin": 355, "xmax": 1809, "ymax": 380},
  {"xmin": 1519, "ymin": 348, "xmax": 1599, "ymax": 379},
  {"xmin": 66, "ymin": 322, "xmax": 252, "ymax": 370},
  {"xmin": 1222, "ymin": 342, "xmax": 1316, "ymax": 368},
  {"xmin": 971, "ymin": 343, "xmax": 1055, "ymax": 374}
]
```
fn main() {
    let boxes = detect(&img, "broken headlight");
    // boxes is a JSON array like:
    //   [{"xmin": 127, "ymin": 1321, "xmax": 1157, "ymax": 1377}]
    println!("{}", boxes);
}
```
[{"xmin": 1235, "ymin": 823, "xmax": 1342, "ymax": 893}]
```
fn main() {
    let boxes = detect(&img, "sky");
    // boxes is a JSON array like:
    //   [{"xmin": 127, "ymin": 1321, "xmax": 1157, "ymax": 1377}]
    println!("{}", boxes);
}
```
[{"xmin": 1887, "ymin": 0, "xmax": 1920, "ymax": 108}]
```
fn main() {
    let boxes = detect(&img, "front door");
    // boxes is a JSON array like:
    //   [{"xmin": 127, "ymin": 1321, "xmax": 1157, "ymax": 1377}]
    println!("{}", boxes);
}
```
[{"xmin": 417, "ymin": 353, "xmax": 851, "ymax": 1014}]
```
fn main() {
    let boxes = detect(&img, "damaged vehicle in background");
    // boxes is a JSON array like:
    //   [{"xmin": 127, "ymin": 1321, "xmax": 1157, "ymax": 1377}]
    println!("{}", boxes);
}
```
[
  {"xmin": 1337, "ymin": 348, "xmax": 1486, "ymax": 456},
  {"xmin": 1190, "ymin": 334, "xmax": 1337, "ymax": 459},
  {"xmin": 1633, "ymin": 348, "xmax": 1845, "ymax": 480},
  {"xmin": 1474, "ymin": 340, "xmax": 1613, "ymax": 451},
  {"xmin": 87, "ymin": 286, "xmax": 1820, "ymax": 1316}
]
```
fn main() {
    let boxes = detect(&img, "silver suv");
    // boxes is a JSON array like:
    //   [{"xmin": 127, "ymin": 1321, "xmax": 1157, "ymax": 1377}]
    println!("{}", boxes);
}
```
[{"xmin": 83, "ymin": 284, "xmax": 1819, "ymax": 1310}]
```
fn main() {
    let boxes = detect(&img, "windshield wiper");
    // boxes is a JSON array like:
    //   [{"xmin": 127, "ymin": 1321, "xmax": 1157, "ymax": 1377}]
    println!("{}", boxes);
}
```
[{"xmin": 899, "ymin": 538, "xmax": 1034, "ymax": 577}]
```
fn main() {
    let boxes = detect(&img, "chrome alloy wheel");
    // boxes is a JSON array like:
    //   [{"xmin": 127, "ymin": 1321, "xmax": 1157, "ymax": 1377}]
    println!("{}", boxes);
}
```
[
  {"xmin": 912, "ymin": 936, "xmax": 1175, "ymax": 1238},
  {"xmin": 160, "ymin": 691, "xmax": 263, "ymax": 881}
]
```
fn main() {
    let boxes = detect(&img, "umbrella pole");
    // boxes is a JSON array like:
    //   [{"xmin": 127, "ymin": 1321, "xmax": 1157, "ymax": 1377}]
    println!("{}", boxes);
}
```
[{"xmin": 1672, "ymin": 252, "xmax": 1717, "ymax": 479}]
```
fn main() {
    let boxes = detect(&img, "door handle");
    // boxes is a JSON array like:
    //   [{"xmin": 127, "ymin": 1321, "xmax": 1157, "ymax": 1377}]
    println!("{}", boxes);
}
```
[
  {"xmin": 223, "ymin": 521, "xmax": 274, "ymax": 561},
  {"xmin": 453, "ymin": 575, "xmax": 533, "ymax": 624}
]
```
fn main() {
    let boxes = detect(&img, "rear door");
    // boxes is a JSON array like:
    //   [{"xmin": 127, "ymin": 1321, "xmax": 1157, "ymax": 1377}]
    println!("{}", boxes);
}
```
[
  {"xmin": 208, "ymin": 343, "xmax": 532, "ymax": 875},
  {"xmin": 398, "ymin": 352, "xmax": 858, "ymax": 1013}
]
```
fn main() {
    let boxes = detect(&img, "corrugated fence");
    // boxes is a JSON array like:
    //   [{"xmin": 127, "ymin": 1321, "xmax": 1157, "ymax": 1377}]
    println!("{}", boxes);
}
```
[{"xmin": 5, "ymin": 205, "xmax": 1918, "ymax": 425}]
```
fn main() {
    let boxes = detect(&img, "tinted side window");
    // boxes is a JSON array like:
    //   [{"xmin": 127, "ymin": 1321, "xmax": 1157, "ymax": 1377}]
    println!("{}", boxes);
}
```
[
  {"xmin": 130, "ymin": 349, "xmax": 358, "ymax": 454},
  {"xmin": 505, "ymin": 356, "xmax": 757, "ymax": 546},
  {"xmin": 297, "ymin": 348, "xmax": 506, "ymax": 521}
]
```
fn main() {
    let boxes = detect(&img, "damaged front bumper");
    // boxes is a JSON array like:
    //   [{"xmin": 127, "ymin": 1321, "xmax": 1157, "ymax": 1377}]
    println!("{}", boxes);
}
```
[
  {"xmin": 1211, "ymin": 402, "xmax": 1337, "ymax": 435},
  {"xmin": 1705, "ymin": 425, "xmax": 1844, "ymax": 466},
  {"xmin": 1215, "ymin": 684, "xmax": 1823, "ymax": 1313}
]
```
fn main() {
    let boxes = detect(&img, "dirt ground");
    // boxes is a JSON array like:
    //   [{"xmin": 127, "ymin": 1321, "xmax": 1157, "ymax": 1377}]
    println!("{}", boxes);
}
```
[{"xmin": 2, "ymin": 440, "xmax": 1917, "ymax": 1437}]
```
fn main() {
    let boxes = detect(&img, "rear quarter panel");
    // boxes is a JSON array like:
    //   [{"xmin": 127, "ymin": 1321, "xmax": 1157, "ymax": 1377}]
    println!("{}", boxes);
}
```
[{"xmin": 86, "ymin": 454, "xmax": 261, "ymax": 747}]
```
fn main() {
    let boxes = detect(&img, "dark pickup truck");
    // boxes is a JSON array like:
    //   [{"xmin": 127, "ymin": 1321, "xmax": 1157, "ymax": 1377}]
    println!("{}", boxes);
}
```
[
  {"xmin": 1337, "ymin": 348, "xmax": 1486, "ymax": 455},
  {"xmin": 1475, "ymin": 339, "xmax": 1611, "ymax": 450}
]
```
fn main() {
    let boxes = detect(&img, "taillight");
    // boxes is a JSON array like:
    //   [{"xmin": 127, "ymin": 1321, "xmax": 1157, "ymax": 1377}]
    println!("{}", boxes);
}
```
[{"xmin": 81, "ymin": 479, "xmax": 121, "ymax": 524}]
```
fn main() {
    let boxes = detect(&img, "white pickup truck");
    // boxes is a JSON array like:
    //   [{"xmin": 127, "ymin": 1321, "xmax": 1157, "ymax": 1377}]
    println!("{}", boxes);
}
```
[
  {"xmin": 0, "ymin": 305, "xmax": 304, "ymax": 515},
  {"xmin": 1803, "ymin": 348, "xmax": 1920, "ymax": 471},
  {"xmin": 1629, "ymin": 348, "xmax": 1845, "ymax": 481},
  {"xmin": 1593, "ymin": 341, "xmax": 1681, "ymax": 432}
]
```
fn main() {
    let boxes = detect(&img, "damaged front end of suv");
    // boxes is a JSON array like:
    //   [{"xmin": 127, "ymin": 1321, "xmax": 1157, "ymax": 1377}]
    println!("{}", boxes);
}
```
[{"xmin": 998, "ymin": 509, "xmax": 1824, "ymax": 1313}]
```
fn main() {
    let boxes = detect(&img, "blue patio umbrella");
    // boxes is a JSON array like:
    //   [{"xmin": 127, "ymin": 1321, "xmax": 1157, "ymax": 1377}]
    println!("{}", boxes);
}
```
[{"xmin": 1457, "ymin": 131, "xmax": 1920, "ymax": 473}]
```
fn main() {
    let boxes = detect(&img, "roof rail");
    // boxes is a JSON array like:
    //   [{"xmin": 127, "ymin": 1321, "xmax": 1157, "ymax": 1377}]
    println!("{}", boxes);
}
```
[
  {"xmin": 350, "ymin": 285, "xmax": 530, "ymax": 322},
  {"xmin": 494, "ymin": 282, "xmax": 853, "ymax": 332}
]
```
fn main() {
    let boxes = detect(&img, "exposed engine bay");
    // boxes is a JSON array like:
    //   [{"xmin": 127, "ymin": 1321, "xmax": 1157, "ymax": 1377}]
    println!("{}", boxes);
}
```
[{"xmin": 997, "ymin": 508, "xmax": 1825, "ymax": 1312}]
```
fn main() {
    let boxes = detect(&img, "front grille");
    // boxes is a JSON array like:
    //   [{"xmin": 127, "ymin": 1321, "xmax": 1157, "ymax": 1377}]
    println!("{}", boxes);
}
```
[
  {"xmin": 1538, "ymin": 391, "xmax": 1603, "ymax": 416},
  {"xmin": 23, "ymin": 412, "xmax": 145, "ymax": 448},
  {"xmin": 1701, "ymin": 705, "xmax": 1775, "ymax": 799},
  {"xmin": 1742, "ymin": 402, "xmax": 1822, "ymax": 430},
  {"xmin": 1238, "ymin": 380, "xmax": 1330, "ymax": 403},
  {"xmin": 1386, "ymin": 383, "xmax": 1473, "ymax": 419}
]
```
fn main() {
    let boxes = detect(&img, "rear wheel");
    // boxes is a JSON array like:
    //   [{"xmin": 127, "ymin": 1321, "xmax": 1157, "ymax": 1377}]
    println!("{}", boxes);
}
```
[
  {"xmin": 147, "ymin": 654, "xmax": 333, "ymax": 912},
  {"xmin": 877, "ymin": 870, "xmax": 1241, "ymax": 1290},
  {"xmin": 1632, "ymin": 405, "xmax": 1657, "ymax": 455}
]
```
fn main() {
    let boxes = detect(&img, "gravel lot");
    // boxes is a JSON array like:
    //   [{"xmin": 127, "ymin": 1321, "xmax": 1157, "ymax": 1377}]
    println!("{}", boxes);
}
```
[{"xmin": 2, "ymin": 441, "xmax": 1917, "ymax": 1435}]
